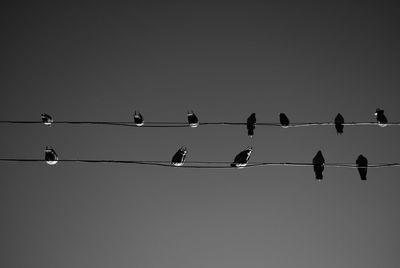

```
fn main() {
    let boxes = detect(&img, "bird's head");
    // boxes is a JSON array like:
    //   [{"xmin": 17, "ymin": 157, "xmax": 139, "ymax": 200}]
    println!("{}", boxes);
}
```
[{"xmin": 375, "ymin": 108, "xmax": 384, "ymax": 116}]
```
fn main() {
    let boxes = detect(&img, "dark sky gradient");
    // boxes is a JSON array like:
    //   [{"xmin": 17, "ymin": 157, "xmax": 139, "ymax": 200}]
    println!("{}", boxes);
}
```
[{"xmin": 1, "ymin": 1, "xmax": 400, "ymax": 267}]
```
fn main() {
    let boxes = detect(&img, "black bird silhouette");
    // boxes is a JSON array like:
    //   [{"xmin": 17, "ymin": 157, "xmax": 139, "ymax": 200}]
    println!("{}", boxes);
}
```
[
  {"xmin": 279, "ymin": 113, "xmax": 290, "ymax": 128},
  {"xmin": 334, "ymin": 113, "xmax": 344, "ymax": 134},
  {"xmin": 41, "ymin": 113, "xmax": 53, "ymax": 126},
  {"xmin": 45, "ymin": 147, "xmax": 58, "ymax": 165},
  {"xmin": 133, "ymin": 111, "xmax": 144, "ymax": 126},
  {"xmin": 312, "ymin": 150, "xmax": 325, "ymax": 181},
  {"xmin": 247, "ymin": 113, "xmax": 256, "ymax": 137},
  {"xmin": 374, "ymin": 108, "xmax": 388, "ymax": 127},
  {"xmin": 356, "ymin": 154, "xmax": 368, "ymax": 180},
  {"xmin": 231, "ymin": 147, "xmax": 252, "ymax": 168},
  {"xmin": 187, "ymin": 111, "xmax": 199, "ymax": 127},
  {"xmin": 171, "ymin": 147, "xmax": 187, "ymax": 166}
]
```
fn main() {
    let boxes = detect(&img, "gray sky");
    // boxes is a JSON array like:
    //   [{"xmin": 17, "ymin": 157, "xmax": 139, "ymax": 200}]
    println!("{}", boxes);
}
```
[{"xmin": 1, "ymin": 1, "xmax": 400, "ymax": 267}]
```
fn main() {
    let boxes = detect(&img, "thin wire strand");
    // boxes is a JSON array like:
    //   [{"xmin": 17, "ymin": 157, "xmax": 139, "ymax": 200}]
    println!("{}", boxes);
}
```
[
  {"xmin": 0, "ymin": 158, "xmax": 399, "ymax": 169},
  {"xmin": 0, "ymin": 121, "xmax": 400, "ymax": 128}
]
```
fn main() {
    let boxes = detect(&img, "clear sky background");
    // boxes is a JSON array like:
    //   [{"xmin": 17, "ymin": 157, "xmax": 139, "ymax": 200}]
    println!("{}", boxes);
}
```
[{"xmin": 1, "ymin": 1, "xmax": 400, "ymax": 267}]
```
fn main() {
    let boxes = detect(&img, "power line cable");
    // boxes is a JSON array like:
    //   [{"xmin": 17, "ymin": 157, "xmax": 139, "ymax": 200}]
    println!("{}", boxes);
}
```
[
  {"xmin": 0, "ymin": 158, "xmax": 399, "ymax": 169},
  {"xmin": 1, "ymin": 120, "xmax": 400, "ymax": 127}
]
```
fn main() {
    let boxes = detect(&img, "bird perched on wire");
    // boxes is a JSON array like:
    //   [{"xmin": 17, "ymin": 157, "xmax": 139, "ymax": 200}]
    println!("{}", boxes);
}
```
[
  {"xmin": 247, "ymin": 113, "xmax": 256, "ymax": 137},
  {"xmin": 171, "ymin": 147, "xmax": 187, "ymax": 166},
  {"xmin": 187, "ymin": 111, "xmax": 199, "ymax": 127},
  {"xmin": 133, "ymin": 111, "xmax": 144, "ymax": 126},
  {"xmin": 334, "ymin": 113, "xmax": 344, "ymax": 134},
  {"xmin": 279, "ymin": 113, "xmax": 290, "ymax": 128},
  {"xmin": 231, "ymin": 147, "xmax": 252, "ymax": 168},
  {"xmin": 356, "ymin": 154, "xmax": 368, "ymax": 180},
  {"xmin": 374, "ymin": 108, "xmax": 388, "ymax": 127},
  {"xmin": 313, "ymin": 150, "xmax": 325, "ymax": 181},
  {"xmin": 41, "ymin": 113, "xmax": 53, "ymax": 126},
  {"xmin": 45, "ymin": 147, "xmax": 58, "ymax": 165}
]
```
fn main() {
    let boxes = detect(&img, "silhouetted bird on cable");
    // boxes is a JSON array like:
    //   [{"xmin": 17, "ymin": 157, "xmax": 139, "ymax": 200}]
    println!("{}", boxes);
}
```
[
  {"xmin": 45, "ymin": 147, "xmax": 58, "ymax": 165},
  {"xmin": 133, "ymin": 111, "xmax": 144, "ymax": 126},
  {"xmin": 41, "ymin": 113, "xmax": 53, "ymax": 126},
  {"xmin": 247, "ymin": 113, "xmax": 256, "ymax": 137},
  {"xmin": 187, "ymin": 111, "xmax": 199, "ymax": 127},
  {"xmin": 356, "ymin": 154, "xmax": 368, "ymax": 180},
  {"xmin": 279, "ymin": 113, "xmax": 290, "ymax": 128},
  {"xmin": 313, "ymin": 150, "xmax": 325, "ymax": 181},
  {"xmin": 374, "ymin": 108, "xmax": 388, "ymax": 127},
  {"xmin": 334, "ymin": 113, "xmax": 344, "ymax": 134},
  {"xmin": 171, "ymin": 147, "xmax": 187, "ymax": 166},
  {"xmin": 231, "ymin": 147, "xmax": 252, "ymax": 168}
]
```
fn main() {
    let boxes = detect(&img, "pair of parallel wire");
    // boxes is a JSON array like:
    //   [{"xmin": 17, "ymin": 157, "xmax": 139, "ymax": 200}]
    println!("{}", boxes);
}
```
[{"xmin": 0, "ymin": 109, "xmax": 398, "ymax": 180}]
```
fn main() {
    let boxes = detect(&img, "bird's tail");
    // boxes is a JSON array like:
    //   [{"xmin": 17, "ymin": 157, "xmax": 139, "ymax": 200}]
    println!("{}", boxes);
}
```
[{"xmin": 358, "ymin": 169, "xmax": 367, "ymax": 180}]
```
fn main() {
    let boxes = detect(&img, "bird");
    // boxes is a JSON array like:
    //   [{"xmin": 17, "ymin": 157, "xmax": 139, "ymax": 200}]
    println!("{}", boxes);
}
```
[
  {"xmin": 312, "ymin": 150, "xmax": 325, "ymax": 181},
  {"xmin": 187, "ymin": 111, "xmax": 199, "ymax": 127},
  {"xmin": 133, "ymin": 111, "xmax": 144, "ymax": 126},
  {"xmin": 171, "ymin": 147, "xmax": 187, "ymax": 166},
  {"xmin": 247, "ymin": 113, "xmax": 256, "ymax": 137},
  {"xmin": 334, "ymin": 113, "xmax": 344, "ymax": 134},
  {"xmin": 41, "ymin": 113, "xmax": 53, "ymax": 126},
  {"xmin": 356, "ymin": 154, "xmax": 368, "ymax": 180},
  {"xmin": 231, "ymin": 147, "xmax": 252, "ymax": 168},
  {"xmin": 374, "ymin": 108, "xmax": 388, "ymax": 127},
  {"xmin": 279, "ymin": 113, "xmax": 290, "ymax": 128},
  {"xmin": 45, "ymin": 147, "xmax": 58, "ymax": 165}
]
